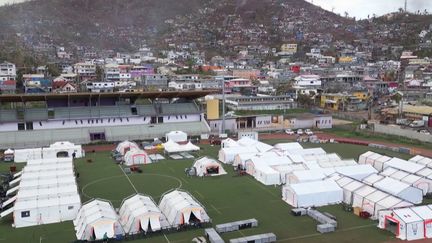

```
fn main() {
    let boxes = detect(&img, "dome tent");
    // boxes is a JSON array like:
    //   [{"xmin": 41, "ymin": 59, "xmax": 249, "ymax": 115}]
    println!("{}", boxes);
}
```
[
  {"xmin": 116, "ymin": 141, "xmax": 139, "ymax": 155},
  {"xmin": 124, "ymin": 149, "xmax": 151, "ymax": 166},
  {"xmin": 192, "ymin": 157, "xmax": 227, "ymax": 177}
]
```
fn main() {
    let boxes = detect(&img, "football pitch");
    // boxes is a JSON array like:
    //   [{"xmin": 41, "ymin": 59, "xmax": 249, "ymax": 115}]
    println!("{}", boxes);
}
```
[{"xmin": 0, "ymin": 141, "xmax": 419, "ymax": 243}]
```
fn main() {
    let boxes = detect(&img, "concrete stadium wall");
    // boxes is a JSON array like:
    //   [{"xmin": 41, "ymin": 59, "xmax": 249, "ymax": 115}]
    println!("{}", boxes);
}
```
[{"xmin": 373, "ymin": 123, "xmax": 432, "ymax": 143}]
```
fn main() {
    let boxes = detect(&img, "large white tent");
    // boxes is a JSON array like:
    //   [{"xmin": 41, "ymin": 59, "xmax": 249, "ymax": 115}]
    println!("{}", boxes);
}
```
[
  {"xmin": 124, "ymin": 149, "xmax": 151, "ymax": 166},
  {"xmin": 340, "ymin": 181, "xmax": 365, "ymax": 205},
  {"xmin": 158, "ymin": 190, "xmax": 210, "ymax": 227},
  {"xmin": 163, "ymin": 140, "xmax": 200, "ymax": 153},
  {"xmin": 165, "ymin": 131, "xmax": 188, "ymax": 143},
  {"xmin": 192, "ymin": 157, "xmax": 227, "ymax": 177},
  {"xmin": 373, "ymin": 177, "xmax": 423, "ymax": 204},
  {"xmin": 13, "ymin": 148, "xmax": 42, "ymax": 163},
  {"xmin": 74, "ymin": 199, "xmax": 124, "ymax": 241},
  {"xmin": 334, "ymin": 164, "xmax": 377, "ymax": 181},
  {"xmin": 373, "ymin": 196, "xmax": 412, "ymax": 221},
  {"xmin": 361, "ymin": 190, "xmax": 390, "ymax": 218},
  {"xmin": 358, "ymin": 151, "xmax": 391, "ymax": 171},
  {"xmin": 119, "ymin": 194, "xmax": 170, "ymax": 234},
  {"xmin": 287, "ymin": 169, "xmax": 333, "ymax": 184},
  {"xmin": 282, "ymin": 179, "xmax": 343, "ymax": 208},
  {"xmin": 220, "ymin": 138, "xmax": 239, "ymax": 148},
  {"xmin": 383, "ymin": 158, "xmax": 425, "ymax": 174},
  {"xmin": 352, "ymin": 185, "xmax": 377, "ymax": 209},
  {"xmin": 379, "ymin": 207, "xmax": 425, "ymax": 241},
  {"xmin": 218, "ymin": 146, "xmax": 258, "ymax": 164},
  {"xmin": 43, "ymin": 141, "xmax": 84, "ymax": 159},
  {"xmin": 410, "ymin": 155, "xmax": 432, "ymax": 168},
  {"xmin": 273, "ymin": 142, "xmax": 303, "ymax": 152},
  {"xmin": 116, "ymin": 141, "xmax": 140, "ymax": 155},
  {"xmin": 362, "ymin": 173, "xmax": 385, "ymax": 186}
]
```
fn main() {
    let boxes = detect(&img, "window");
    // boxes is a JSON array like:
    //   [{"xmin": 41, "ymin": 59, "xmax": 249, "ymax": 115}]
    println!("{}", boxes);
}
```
[
  {"xmin": 26, "ymin": 122, "xmax": 33, "ymax": 130},
  {"xmin": 68, "ymin": 206, "xmax": 74, "ymax": 210},
  {"xmin": 21, "ymin": 211, "xmax": 30, "ymax": 218}
]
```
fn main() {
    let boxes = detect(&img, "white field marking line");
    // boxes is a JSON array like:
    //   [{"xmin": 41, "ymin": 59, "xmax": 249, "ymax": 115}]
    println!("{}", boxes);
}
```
[
  {"xmin": 180, "ymin": 177, "xmax": 189, "ymax": 184},
  {"xmin": 163, "ymin": 233, "xmax": 171, "ymax": 243},
  {"xmin": 276, "ymin": 223, "xmax": 377, "ymax": 242},
  {"xmin": 81, "ymin": 173, "xmax": 183, "ymax": 200},
  {"xmin": 238, "ymin": 230, "xmax": 245, "ymax": 237},
  {"xmin": 246, "ymin": 177, "xmax": 279, "ymax": 198},
  {"xmin": 210, "ymin": 204, "xmax": 222, "ymax": 215},
  {"xmin": 195, "ymin": 190, "xmax": 205, "ymax": 199},
  {"xmin": 118, "ymin": 165, "xmax": 138, "ymax": 193}
]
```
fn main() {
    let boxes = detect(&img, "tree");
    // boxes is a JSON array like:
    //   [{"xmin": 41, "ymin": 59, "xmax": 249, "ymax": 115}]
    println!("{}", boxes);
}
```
[
  {"xmin": 47, "ymin": 64, "xmax": 60, "ymax": 77},
  {"xmin": 96, "ymin": 66, "xmax": 103, "ymax": 81},
  {"xmin": 297, "ymin": 94, "xmax": 314, "ymax": 108}
]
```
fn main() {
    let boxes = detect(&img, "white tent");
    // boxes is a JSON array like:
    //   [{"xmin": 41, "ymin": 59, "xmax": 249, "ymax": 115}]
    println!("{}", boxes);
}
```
[
  {"xmin": 374, "ymin": 196, "xmax": 412, "ymax": 221},
  {"xmin": 119, "ymin": 194, "xmax": 170, "ymax": 234},
  {"xmin": 410, "ymin": 155, "xmax": 432, "ymax": 168},
  {"xmin": 250, "ymin": 165, "xmax": 281, "ymax": 186},
  {"xmin": 381, "ymin": 167, "xmax": 399, "ymax": 177},
  {"xmin": 352, "ymin": 185, "xmax": 377, "ymax": 209},
  {"xmin": 124, "ymin": 149, "xmax": 151, "ymax": 166},
  {"xmin": 163, "ymin": 140, "xmax": 200, "ymax": 153},
  {"xmin": 26, "ymin": 157, "xmax": 73, "ymax": 166},
  {"xmin": 74, "ymin": 199, "xmax": 124, "ymax": 241},
  {"xmin": 13, "ymin": 148, "xmax": 42, "ymax": 163},
  {"xmin": 273, "ymin": 142, "xmax": 303, "ymax": 151},
  {"xmin": 362, "ymin": 173, "xmax": 385, "ymax": 186},
  {"xmin": 374, "ymin": 177, "xmax": 423, "ymax": 204},
  {"xmin": 221, "ymin": 138, "xmax": 239, "ymax": 148},
  {"xmin": 158, "ymin": 190, "xmax": 210, "ymax": 227},
  {"xmin": 192, "ymin": 157, "xmax": 227, "ymax": 177},
  {"xmin": 237, "ymin": 137, "xmax": 273, "ymax": 153},
  {"xmin": 218, "ymin": 146, "xmax": 258, "ymax": 164},
  {"xmin": 43, "ymin": 141, "xmax": 84, "ymax": 159},
  {"xmin": 401, "ymin": 174, "xmax": 432, "ymax": 195},
  {"xmin": 334, "ymin": 164, "xmax": 377, "ymax": 181},
  {"xmin": 287, "ymin": 169, "xmax": 331, "ymax": 184},
  {"xmin": 282, "ymin": 179, "xmax": 343, "ymax": 208},
  {"xmin": 233, "ymin": 153, "xmax": 256, "ymax": 168},
  {"xmin": 411, "ymin": 206, "xmax": 432, "ymax": 239},
  {"xmin": 417, "ymin": 167, "xmax": 432, "ymax": 178},
  {"xmin": 361, "ymin": 191, "xmax": 390, "ymax": 218},
  {"xmin": 165, "ymin": 131, "xmax": 188, "ymax": 143},
  {"xmin": 358, "ymin": 151, "xmax": 391, "ymax": 171},
  {"xmin": 341, "ymin": 181, "xmax": 365, "ymax": 205},
  {"xmin": 384, "ymin": 158, "xmax": 425, "ymax": 174},
  {"xmin": 116, "ymin": 141, "xmax": 140, "ymax": 155},
  {"xmin": 380, "ymin": 207, "xmax": 424, "ymax": 241},
  {"xmin": 335, "ymin": 176, "xmax": 355, "ymax": 187}
]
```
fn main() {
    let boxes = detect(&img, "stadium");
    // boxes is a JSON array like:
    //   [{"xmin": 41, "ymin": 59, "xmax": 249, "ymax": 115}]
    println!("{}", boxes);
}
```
[{"xmin": 0, "ymin": 91, "xmax": 212, "ymax": 148}]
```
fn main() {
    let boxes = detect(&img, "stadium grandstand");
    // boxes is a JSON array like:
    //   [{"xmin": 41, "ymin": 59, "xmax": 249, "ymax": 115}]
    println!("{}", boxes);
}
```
[{"xmin": 0, "ymin": 91, "xmax": 213, "ymax": 149}]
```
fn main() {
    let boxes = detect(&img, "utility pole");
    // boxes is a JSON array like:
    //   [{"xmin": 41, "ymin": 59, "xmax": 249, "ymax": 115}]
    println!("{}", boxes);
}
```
[{"xmin": 404, "ymin": 0, "xmax": 407, "ymax": 12}]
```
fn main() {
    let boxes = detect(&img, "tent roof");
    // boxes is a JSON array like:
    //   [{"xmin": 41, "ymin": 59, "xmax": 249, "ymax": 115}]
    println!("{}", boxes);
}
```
[
  {"xmin": 393, "ymin": 208, "xmax": 423, "ymax": 223},
  {"xmin": 363, "ymin": 173, "xmax": 385, "ymax": 185},
  {"xmin": 376, "ymin": 195, "xmax": 403, "ymax": 208},
  {"xmin": 385, "ymin": 158, "xmax": 425, "ymax": 174},
  {"xmin": 335, "ymin": 164, "xmax": 377, "ymax": 178},
  {"xmin": 335, "ymin": 176, "xmax": 355, "ymax": 187},
  {"xmin": 374, "ymin": 177, "xmax": 410, "ymax": 195},
  {"xmin": 274, "ymin": 142, "xmax": 303, "ymax": 151},
  {"xmin": 288, "ymin": 179, "xmax": 341, "ymax": 195},
  {"xmin": 364, "ymin": 190, "xmax": 389, "ymax": 203},
  {"xmin": 354, "ymin": 185, "xmax": 377, "ymax": 197},
  {"xmin": 411, "ymin": 205, "xmax": 432, "ymax": 220},
  {"xmin": 343, "ymin": 181, "xmax": 365, "ymax": 192},
  {"xmin": 381, "ymin": 167, "xmax": 399, "ymax": 177}
]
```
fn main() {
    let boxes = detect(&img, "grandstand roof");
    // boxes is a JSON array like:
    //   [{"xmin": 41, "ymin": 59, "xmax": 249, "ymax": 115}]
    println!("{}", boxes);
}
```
[{"xmin": 0, "ymin": 90, "xmax": 217, "ymax": 103}]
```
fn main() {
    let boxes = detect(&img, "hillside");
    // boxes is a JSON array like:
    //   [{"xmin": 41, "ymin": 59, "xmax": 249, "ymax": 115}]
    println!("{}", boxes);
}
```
[{"xmin": 0, "ymin": 0, "xmax": 354, "ymax": 54}]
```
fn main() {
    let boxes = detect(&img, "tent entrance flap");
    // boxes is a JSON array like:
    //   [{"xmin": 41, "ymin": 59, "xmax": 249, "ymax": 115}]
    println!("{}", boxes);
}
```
[
  {"xmin": 150, "ymin": 216, "xmax": 161, "ymax": 231},
  {"xmin": 192, "ymin": 210, "xmax": 202, "ymax": 222},
  {"xmin": 94, "ymin": 223, "xmax": 115, "ymax": 240},
  {"xmin": 206, "ymin": 166, "xmax": 219, "ymax": 175},
  {"xmin": 385, "ymin": 216, "xmax": 400, "ymax": 236},
  {"xmin": 183, "ymin": 210, "xmax": 191, "ymax": 225},
  {"xmin": 0, "ymin": 207, "xmax": 14, "ymax": 218},
  {"xmin": 140, "ymin": 217, "xmax": 150, "ymax": 232}
]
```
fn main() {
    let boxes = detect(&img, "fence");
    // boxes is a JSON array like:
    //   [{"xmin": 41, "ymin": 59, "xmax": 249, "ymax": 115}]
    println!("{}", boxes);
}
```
[{"xmin": 372, "ymin": 123, "xmax": 432, "ymax": 143}]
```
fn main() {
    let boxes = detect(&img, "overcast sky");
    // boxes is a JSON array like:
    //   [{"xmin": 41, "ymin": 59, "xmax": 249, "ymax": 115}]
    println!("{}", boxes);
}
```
[{"xmin": 308, "ymin": 0, "xmax": 432, "ymax": 19}]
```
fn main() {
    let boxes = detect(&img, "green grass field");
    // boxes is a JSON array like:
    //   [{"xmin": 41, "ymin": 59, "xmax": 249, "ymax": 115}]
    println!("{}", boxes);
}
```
[{"xmin": 0, "ymin": 142, "xmax": 418, "ymax": 243}]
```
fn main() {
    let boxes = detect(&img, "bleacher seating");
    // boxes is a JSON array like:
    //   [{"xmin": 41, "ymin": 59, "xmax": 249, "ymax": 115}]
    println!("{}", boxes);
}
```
[
  {"xmin": 136, "ymin": 105, "xmax": 157, "ymax": 116},
  {"xmin": 24, "ymin": 108, "xmax": 48, "ymax": 121},
  {"xmin": 161, "ymin": 103, "xmax": 199, "ymax": 115},
  {"xmin": 0, "ymin": 110, "xmax": 18, "ymax": 122}
]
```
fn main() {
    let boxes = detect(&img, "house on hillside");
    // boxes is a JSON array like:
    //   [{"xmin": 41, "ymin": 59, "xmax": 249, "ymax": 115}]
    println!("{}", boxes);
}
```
[{"xmin": 52, "ymin": 81, "xmax": 77, "ymax": 93}]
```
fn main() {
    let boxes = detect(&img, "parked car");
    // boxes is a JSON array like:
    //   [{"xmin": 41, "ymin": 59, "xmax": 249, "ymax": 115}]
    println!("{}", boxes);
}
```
[
  {"xmin": 305, "ymin": 129, "xmax": 314, "ymax": 136},
  {"xmin": 410, "ymin": 120, "xmax": 425, "ymax": 128},
  {"xmin": 296, "ymin": 129, "xmax": 304, "ymax": 135},
  {"xmin": 419, "ymin": 130, "xmax": 431, "ymax": 135},
  {"xmin": 285, "ymin": 129, "xmax": 294, "ymax": 135}
]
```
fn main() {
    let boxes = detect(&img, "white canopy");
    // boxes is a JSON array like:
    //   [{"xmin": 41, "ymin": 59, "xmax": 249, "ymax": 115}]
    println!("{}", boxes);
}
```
[
  {"xmin": 335, "ymin": 164, "xmax": 377, "ymax": 181},
  {"xmin": 373, "ymin": 177, "xmax": 423, "ymax": 204},
  {"xmin": 163, "ymin": 140, "xmax": 200, "ymax": 153}
]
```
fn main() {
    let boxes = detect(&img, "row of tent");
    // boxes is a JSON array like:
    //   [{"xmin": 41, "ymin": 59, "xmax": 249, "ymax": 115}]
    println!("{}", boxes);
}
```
[
  {"xmin": 8, "ymin": 141, "xmax": 84, "ymax": 163},
  {"xmin": 74, "ymin": 190, "xmax": 211, "ymax": 241},
  {"xmin": 0, "ymin": 157, "xmax": 81, "ymax": 228}
]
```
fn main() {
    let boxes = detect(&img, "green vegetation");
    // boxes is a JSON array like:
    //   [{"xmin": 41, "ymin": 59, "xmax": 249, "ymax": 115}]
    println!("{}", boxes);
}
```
[
  {"xmin": 0, "ymin": 141, "xmax": 414, "ymax": 243},
  {"xmin": 234, "ymin": 108, "xmax": 308, "ymax": 116}
]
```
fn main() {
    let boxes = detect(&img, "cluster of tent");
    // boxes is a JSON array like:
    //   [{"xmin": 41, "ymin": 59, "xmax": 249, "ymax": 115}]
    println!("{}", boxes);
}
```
[
  {"xmin": 163, "ymin": 140, "xmax": 200, "ymax": 154},
  {"xmin": 74, "ymin": 190, "xmax": 210, "ymax": 241},
  {"xmin": 115, "ymin": 141, "xmax": 151, "ymax": 166},
  {"xmin": 11, "ymin": 141, "xmax": 84, "ymax": 163},
  {"xmin": 0, "ymin": 157, "xmax": 81, "ymax": 228}
]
